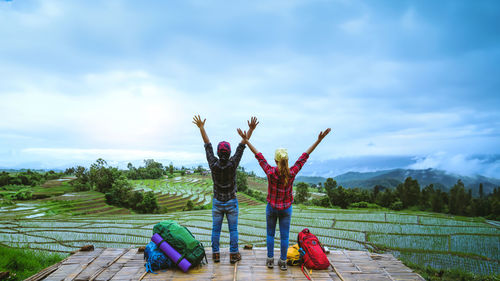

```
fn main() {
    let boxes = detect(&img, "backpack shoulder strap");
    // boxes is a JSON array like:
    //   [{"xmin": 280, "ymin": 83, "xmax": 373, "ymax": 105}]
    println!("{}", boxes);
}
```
[{"xmin": 317, "ymin": 240, "xmax": 327, "ymax": 254}]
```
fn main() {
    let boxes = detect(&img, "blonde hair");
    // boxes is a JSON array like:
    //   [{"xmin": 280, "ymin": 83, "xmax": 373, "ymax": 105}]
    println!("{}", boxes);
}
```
[{"xmin": 275, "ymin": 148, "xmax": 290, "ymax": 186}]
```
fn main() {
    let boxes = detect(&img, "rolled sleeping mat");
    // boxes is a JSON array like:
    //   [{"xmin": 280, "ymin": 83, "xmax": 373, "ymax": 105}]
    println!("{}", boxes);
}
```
[{"xmin": 151, "ymin": 233, "xmax": 192, "ymax": 272}]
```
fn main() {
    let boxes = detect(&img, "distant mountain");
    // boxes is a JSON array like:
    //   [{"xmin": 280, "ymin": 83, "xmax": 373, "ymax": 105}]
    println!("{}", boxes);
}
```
[
  {"xmin": 294, "ymin": 176, "xmax": 326, "ymax": 186},
  {"xmin": 296, "ymin": 168, "xmax": 500, "ymax": 195}
]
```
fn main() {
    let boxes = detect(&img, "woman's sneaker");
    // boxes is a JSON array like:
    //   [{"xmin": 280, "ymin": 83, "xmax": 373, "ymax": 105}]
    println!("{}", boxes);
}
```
[
  {"xmin": 266, "ymin": 257, "xmax": 274, "ymax": 268},
  {"xmin": 278, "ymin": 259, "xmax": 287, "ymax": 271}
]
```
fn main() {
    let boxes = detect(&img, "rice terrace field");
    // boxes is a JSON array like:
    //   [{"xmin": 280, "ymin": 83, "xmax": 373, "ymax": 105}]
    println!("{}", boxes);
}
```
[{"xmin": 1, "ymin": 175, "xmax": 499, "ymax": 278}]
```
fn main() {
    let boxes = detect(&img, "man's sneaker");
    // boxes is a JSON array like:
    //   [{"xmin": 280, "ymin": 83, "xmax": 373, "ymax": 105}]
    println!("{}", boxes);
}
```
[
  {"xmin": 266, "ymin": 257, "xmax": 274, "ymax": 268},
  {"xmin": 278, "ymin": 259, "xmax": 287, "ymax": 271},
  {"xmin": 230, "ymin": 252, "xmax": 241, "ymax": 264},
  {"xmin": 212, "ymin": 253, "xmax": 220, "ymax": 263}
]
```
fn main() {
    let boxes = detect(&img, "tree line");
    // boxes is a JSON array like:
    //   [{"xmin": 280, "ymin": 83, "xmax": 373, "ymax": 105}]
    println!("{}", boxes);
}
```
[
  {"xmin": 0, "ymin": 170, "xmax": 65, "ymax": 187},
  {"xmin": 69, "ymin": 158, "xmax": 165, "ymax": 213},
  {"xmin": 0, "ymin": 170, "xmax": 67, "ymax": 200},
  {"xmin": 293, "ymin": 176, "xmax": 499, "ymax": 220}
]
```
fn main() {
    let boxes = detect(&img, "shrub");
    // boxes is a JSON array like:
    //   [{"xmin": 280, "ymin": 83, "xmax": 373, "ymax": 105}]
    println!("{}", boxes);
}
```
[
  {"xmin": 295, "ymin": 182, "xmax": 311, "ymax": 204},
  {"xmin": 73, "ymin": 182, "xmax": 90, "ymax": 192},
  {"xmin": 135, "ymin": 191, "xmax": 159, "ymax": 214},
  {"xmin": 105, "ymin": 176, "xmax": 133, "ymax": 207},
  {"xmin": 128, "ymin": 191, "xmax": 144, "ymax": 208},
  {"xmin": 13, "ymin": 189, "xmax": 32, "ymax": 200},
  {"xmin": 242, "ymin": 188, "xmax": 266, "ymax": 202},
  {"xmin": 44, "ymin": 171, "xmax": 62, "ymax": 180},
  {"xmin": 0, "ymin": 198, "xmax": 14, "ymax": 207},
  {"xmin": 184, "ymin": 200, "xmax": 194, "ymax": 211},
  {"xmin": 350, "ymin": 201, "xmax": 368, "ymax": 208},
  {"xmin": 390, "ymin": 200, "xmax": 404, "ymax": 211},
  {"xmin": 236, "ymin": 169, "xmax": 248, "ymax": 193},
  {"xmin": 193, "ymin": 202, "xmax": 212, "ymax": 210},
  {"xmin": 311, "ymin": 196, "xmax": 331, "ymax": 207},
  {"xmin": 104, "ymin": 176, "xmax": 160, "ymax": 214},
  {"xmin": 89, "ymin": 159, "xmax": 122, "ymax": 193},
  {"xmin": 350, "ymin": 201, "xmax": 383, "ymax": 209}
]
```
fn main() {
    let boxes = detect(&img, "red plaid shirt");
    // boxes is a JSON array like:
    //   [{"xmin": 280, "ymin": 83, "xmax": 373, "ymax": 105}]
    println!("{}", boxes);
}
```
[{"xmin": 255, "ymin": 152, "xmax": 309, "ymax": 210}]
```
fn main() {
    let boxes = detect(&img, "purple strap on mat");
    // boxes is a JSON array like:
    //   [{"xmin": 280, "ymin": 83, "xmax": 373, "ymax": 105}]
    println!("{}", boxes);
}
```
[{"xmin": 151, "ymin": 233, "xmax": 192, "ymax": 272}]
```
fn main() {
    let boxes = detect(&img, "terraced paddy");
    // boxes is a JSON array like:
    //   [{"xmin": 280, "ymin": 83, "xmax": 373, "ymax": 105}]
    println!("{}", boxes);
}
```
[
  {"xmin": 1, "ymin": 175, "xmax": 498, "ymax": 277},
  {"xmin": 5, "ymin": 192, "xmax": 132, "ymax": 217},
  {"xmin": 1, "ymin": 201, "xmax": 498, "ymax": 276},
  {"xmin": 130, "ymin": 176, "xmax": 262, "ymax": 211}
]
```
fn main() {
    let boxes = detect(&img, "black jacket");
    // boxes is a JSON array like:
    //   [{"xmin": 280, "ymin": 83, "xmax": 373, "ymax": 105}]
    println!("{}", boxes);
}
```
[{"xmin": 204, "ymin": 142, "xmax": 245, "ymax": 201}]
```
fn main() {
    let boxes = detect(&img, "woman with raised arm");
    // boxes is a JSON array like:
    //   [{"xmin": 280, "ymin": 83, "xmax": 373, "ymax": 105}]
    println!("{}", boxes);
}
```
[
  {"xmin": 237, "ymin": 127, "xmax": 331, "ymax": 271},
  {"xmin": 193, "ymin": 115, "xmax": 259, "ymax": 264}
]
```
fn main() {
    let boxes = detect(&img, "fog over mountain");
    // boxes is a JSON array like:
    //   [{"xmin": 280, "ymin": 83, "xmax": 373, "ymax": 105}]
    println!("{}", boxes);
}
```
[{"xmin": 297, "ymin": 167, "xmax": 500, "ymax": 196}]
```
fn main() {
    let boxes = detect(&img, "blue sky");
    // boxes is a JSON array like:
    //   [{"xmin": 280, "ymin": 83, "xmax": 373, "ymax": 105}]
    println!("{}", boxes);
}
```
[{"xmin": 0, "ymin": 0, "xmax": 499, "ymax": 177}]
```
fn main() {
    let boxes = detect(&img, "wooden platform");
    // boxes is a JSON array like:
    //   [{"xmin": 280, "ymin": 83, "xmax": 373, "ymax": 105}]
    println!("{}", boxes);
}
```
[{"xmin": 27, "ymin": 248, "xmax": 426, "ymax": 281}]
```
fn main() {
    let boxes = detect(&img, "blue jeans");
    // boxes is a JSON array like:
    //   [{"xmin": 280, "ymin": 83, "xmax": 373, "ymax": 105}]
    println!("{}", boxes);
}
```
[
  {"xmin": 212, "ymin": 198, "xmax": 239, "ymax": 253},
  {"xmin": 266, "ymin": 203, "xmax": 292, "ymax": 261}
]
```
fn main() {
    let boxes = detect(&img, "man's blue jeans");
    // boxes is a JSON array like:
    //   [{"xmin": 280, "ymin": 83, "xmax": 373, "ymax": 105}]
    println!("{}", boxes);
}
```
[
  {"xmin": 266, "ymin": 203, "xmax": 292, "ymax": 261},
  {"xmin": 212, "ymin": 197, "xmax": 239, "ymax": 254}
]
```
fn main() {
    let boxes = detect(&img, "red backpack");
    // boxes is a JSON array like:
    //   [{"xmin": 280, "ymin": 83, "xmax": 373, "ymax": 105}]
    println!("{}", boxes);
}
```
[{"xmin": 298, "ymin": 228, "xmax": 330, "ymax": 270}]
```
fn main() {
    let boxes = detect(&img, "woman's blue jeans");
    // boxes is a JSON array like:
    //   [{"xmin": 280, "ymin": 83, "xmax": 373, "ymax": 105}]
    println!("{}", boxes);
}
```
[
  {"xmin": 266, "ymin": 203, "xmax": 292, "ymax": 260},
  {"xmin": 212, "ymin": 198, "xmax": 239, "ymax": 254}
]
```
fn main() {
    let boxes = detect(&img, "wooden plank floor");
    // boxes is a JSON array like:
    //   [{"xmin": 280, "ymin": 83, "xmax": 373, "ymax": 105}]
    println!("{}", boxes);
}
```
[{"xmin": 28, "ymin": 248, "xmax": 426, "ymax": 281}]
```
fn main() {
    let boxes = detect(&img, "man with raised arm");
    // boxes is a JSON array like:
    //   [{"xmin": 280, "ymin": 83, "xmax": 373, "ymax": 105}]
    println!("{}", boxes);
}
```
[{"xmin": 193, "ymin": 115, "xmax": 259, "ymax": 264}]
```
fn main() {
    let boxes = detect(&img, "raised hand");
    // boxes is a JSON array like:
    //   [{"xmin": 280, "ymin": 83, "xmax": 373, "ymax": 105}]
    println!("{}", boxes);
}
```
[
  {"xmin": 193, "ymin": 115, "xmax": 210, "ymax": 144},
  {"xmin": 192, "ymin": 115, "xmax": 206, "ymax": 129},
  {"xmin": 306, "ymin": 128, "xmax": 332, "ymax": 155},
  {"xmin": 248, "ymin": 116, "xmax": 259, "ymax": 131},
  {"xmin": 318, "ymin": 128, "xmax": 331, "ymax": 142},
  {"xmin": 237, "ymin": 128, "xmax": 248, "ymax": 142},
  {"xmin": 246, "ymin": 116, "xmax": 259, "ymax": 140},
  {"xmin": 237, "ymin": 128, "xmax": 260, "ymax": 155}
]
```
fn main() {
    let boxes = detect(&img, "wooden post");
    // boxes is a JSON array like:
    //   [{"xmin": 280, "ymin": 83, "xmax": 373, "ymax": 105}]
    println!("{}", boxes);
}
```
[
  {"xmin": 233, "ymin": 261, "xmax": 239, "ymax": 281},
  {"xmin": 138, "ymin": 271, "xmax": 148, "ymax": 281},
  {"xmin": 330, "ymin": 262, "xmax": 345, "ymax": 281}
]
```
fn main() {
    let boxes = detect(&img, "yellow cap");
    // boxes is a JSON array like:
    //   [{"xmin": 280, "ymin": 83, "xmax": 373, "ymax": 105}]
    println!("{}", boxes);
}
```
[{"xmin": 274, "ymin": 148, "xmax": 288, "ymax": 162}]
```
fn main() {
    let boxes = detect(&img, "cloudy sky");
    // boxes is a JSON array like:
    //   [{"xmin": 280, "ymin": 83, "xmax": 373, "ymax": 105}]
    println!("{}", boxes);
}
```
[{"xmin": 1, "ymin": 0, "xmax": 499, "ymax": 177}]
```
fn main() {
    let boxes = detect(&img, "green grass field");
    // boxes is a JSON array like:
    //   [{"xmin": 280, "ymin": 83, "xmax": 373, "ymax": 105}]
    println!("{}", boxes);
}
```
[
  {"xmin": 0, "ymin": 175, "xmax": 498, "ymax": 277},
  {"xmin": 0, "ymin": 246, "xmax": 67, "ymax": 281}
]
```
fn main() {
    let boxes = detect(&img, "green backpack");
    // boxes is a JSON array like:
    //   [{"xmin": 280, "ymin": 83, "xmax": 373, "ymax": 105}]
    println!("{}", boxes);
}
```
[{"xmin": 153, "ymin": 220, "xmax": 207, "ymax": 267}]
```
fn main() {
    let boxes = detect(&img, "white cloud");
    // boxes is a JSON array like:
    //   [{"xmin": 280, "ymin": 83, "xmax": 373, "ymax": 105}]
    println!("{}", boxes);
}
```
[
  {"xmin": 21, "ymin": 147, "xmax": 204, "ymax": 163},
  {"xmin": 409, "ymin": 153, "xmax": 500, "ymax": 178},
  {"xmin": 0, "ymin": 70, "xmax": 188, "ymax": 148}
]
